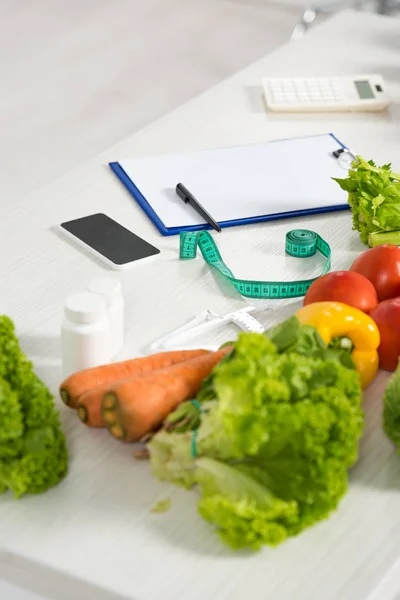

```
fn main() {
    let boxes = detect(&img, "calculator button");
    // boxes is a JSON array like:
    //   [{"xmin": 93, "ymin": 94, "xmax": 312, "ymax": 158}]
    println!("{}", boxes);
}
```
[{"xmin": 270, "ymin": 92, "xmax": 282, "ymax": 99}]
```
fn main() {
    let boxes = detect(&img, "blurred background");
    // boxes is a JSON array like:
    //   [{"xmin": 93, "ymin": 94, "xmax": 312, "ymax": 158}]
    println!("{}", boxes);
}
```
[{"xmin": 0, "ymin": 0, "xmax": 399, "ymax": 208}]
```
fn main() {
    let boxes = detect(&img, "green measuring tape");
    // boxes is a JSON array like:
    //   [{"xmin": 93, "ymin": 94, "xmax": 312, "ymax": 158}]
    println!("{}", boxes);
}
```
[{"xmin": 179, "ymin": 229, "xmax": 331, "ymax": 300}]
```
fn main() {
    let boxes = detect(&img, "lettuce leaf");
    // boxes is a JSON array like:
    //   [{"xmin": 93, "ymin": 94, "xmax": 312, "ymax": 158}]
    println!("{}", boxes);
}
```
[
  {"xmin": 149, "ymin": 321, "xmax": 364, "ymax": 550},
  {"xmin": 196, "ymin": 458, "xmax": 298, "ymax": 550},
  {"xmin": 0, "ymin": 315, "xmax": 68, "ymax": 498},
  {"xmin": 383, "ymin": 363, "xmax": 400, "ymax": 453}
]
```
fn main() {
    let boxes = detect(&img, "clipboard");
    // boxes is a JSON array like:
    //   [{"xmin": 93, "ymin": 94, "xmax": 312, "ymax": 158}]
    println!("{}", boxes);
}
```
[{"xmin": 109, "ymin": 133, "xmax": 350, "ymax": 237}]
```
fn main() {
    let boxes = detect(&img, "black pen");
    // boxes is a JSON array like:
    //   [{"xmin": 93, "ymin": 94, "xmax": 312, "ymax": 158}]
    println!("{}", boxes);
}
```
[{"xmin": 176, "ymin": 183, "xmax": 221, "ymax": 233}]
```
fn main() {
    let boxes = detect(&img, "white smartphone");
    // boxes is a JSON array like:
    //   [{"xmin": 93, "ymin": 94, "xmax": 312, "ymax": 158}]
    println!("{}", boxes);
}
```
[{"xmin": 60, "ymin": 213, "xmax": 160, "ymax": 270}]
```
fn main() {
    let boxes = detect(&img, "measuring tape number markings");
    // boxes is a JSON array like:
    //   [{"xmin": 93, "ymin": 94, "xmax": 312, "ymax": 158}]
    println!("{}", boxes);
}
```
[{"xmin": 179, "ymin": 229, "xmax": 331, "ymax": 300}]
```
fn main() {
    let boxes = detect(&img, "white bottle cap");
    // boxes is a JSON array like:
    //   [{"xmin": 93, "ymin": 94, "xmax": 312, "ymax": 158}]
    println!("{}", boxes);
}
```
[
  {"xmin": 64, "ymin": 292, "xmax": 107, "ymax": 324},
  {"xmin": 87, "ymin": 278, "xmax": 122, "ymax": 306}
]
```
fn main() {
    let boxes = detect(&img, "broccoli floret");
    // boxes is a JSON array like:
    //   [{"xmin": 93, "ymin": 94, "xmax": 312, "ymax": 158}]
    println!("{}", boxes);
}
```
[{"xmin": 0, "ymin": 315, "xmax": 68, "ymax": 498}]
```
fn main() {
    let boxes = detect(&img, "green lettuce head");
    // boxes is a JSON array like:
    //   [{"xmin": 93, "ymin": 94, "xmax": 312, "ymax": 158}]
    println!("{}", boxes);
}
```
[{"xmin": 149, "ymin": 322, "xmax": 364, "ymax": 551}]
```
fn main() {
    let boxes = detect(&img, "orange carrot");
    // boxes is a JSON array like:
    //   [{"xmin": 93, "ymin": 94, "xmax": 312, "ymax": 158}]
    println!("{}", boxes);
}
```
[
  {"xmin": 59, "ymin": 349, "xmax": 210, "ymax": 408},
  {"xmin": 77, "ymin": 385, "xmax": 111, "ymax": 428},
  {"xmin": 102, "ymin": 347, "xmax": 230, "ymax": 442}
]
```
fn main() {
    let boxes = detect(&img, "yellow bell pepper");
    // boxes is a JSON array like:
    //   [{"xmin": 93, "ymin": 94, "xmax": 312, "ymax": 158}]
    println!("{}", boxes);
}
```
[{"xmin": 296, "ymin": 301, "xmax": 380, "ymax": 389}]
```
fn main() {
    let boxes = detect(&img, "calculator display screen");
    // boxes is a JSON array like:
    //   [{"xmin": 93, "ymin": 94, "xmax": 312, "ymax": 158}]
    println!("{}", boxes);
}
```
[{"xmin": 354, "ymin": 80, "xmax": 375, "ymax": 99}]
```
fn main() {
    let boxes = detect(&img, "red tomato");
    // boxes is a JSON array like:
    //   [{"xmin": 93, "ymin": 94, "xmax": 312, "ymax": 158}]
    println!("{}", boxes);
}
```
[
  {"xmin": 304, "ymin": 270, "xmax": 378, "ymax": 313},
  {"xmin": 350, "ymin": 244, "xmax": 400, "ymax": 302},
  {"xmin": 370, "ymin": 298, "xmax": 400, "ymax": 371}
]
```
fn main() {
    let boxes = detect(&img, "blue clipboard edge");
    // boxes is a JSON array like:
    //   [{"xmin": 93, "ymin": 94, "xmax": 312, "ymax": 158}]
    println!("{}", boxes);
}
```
[
  {"xmin": 109, "ymin": 161, "xmax": 170, "ymax": 236},
  {"xmin": 109, "ymin": 132, "xmax": 350, "ymax": 237}
]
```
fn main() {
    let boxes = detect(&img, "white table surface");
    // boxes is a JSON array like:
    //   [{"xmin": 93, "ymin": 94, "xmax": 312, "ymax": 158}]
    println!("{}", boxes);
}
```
[
  {"xmin": 1, "ymin": 9, "xmax": 400, "ymax": 600},
  {"xmin": 0, "ymin": 0, "xmax": 301, "ymax": 208}
]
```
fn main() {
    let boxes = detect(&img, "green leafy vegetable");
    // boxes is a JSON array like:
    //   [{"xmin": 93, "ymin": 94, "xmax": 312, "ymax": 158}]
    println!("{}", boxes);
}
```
[
  {"xmin": 0, "ymin": 315, "xmax": 68, "ymax": 498},
  {"xmin": 151, "ymin": 498, "xmax": 171, "ymax": 514},
  {"xmin": 383, "ymin": 362, "xmax": 400, "ymax": 453},
  {"xmin": 196, "ymin": 458, "xmax": 298, "ymax": 549},
  {"xmin": 265, "ymin": 315, "xmax": 324, "ymax": 354},
  {"xmin": 149, "ymin": 319, "xmax": 364, "ymax": 550},
  {"xmin": 333, "ymin": 156, "xmax": 400, "ymax": 247}
]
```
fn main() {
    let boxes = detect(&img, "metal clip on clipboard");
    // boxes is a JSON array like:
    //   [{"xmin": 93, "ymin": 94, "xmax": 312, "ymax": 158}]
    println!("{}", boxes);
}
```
[
  {"xmin": 332, "ymin": 147, "xmax": 359, "ymax": 168},
  {"xmin": 148, "ymin": 302, "xmax": 271, "ymax": 353}
]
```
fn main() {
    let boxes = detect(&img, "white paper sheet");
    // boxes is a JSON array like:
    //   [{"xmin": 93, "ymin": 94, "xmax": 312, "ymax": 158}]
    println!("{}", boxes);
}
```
[{"xmin": 118, "ymin": 134, "xmax": 349, "ymax": 229}]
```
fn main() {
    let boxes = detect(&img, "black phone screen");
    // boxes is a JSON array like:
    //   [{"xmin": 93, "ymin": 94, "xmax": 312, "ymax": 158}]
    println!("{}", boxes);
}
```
[{"xmin": 61, "ymin": 213, "xmax": 160, "ymax": 265}]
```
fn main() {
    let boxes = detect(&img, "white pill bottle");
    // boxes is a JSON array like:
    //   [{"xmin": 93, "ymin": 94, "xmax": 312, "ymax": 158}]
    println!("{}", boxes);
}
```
[
  {"xmin": 61, "ymin": 292, "xmax": 111, "ymax": 379},
  {"xmin": 87, "ymin": 278, "xmax": 124, "ymax": 358}
]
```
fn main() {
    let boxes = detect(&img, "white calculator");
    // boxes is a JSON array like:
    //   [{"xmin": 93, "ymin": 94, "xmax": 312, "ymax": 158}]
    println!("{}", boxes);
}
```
[{"xmin": 262, "ymin": 74, "xmax": 391, "ymax": 113}]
